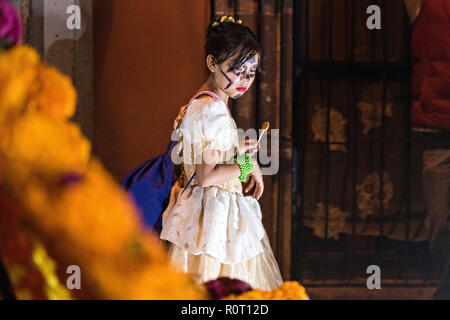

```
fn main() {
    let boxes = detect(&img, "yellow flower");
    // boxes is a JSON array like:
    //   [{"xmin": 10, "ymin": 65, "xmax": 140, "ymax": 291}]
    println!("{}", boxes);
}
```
[
  {"xmin": 0, "ymin": 45, "xmax": 40, "ymax": 123},
  {"xmin": 26, "ymin": 63, "xmax": 77, "ymax": 120},
  {"xmin": 92, "ymin": 257, "xmax": 207, "ymax": 300},
  {"xmin": 0, "ymin": 44, "xmax": 77, "ymax": 123},
  {"xmin": 22, "ymin": 160, "xmax": 141, "ymax": 256},
  {"xmin": 0, "ymin": 113, "xmax": 90, "ymax": 191},
  {"xmin": 20, "ymin": 160, "xmax": 207, "ymax": 299},
  {"xmin": 223, "ymin": 281, "xmax": 310, "ymax": 300},
  {"xmin": 0, "ymin": 44, "xmax": 207, "ymax": 300},
  {"xmin": 31, "ymin": 241, "xmax": 72, "ymax": 300}
]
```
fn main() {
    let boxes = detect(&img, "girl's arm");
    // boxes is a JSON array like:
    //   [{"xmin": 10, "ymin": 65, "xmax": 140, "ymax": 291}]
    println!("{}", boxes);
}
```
[
  {"xmin": 195, "ymin": 138, "xmax": 260, "ymax": 187},
  {"xmin": 195, "ymin": 149, "xmax": 241, "ymax": 187},
  {"xmin": 244, "ymin": 161, "xmax": 264, "ymax": 200},
  {"xmin": 196, "ymin": 150, "xmax": 265, "ymax": 200}
]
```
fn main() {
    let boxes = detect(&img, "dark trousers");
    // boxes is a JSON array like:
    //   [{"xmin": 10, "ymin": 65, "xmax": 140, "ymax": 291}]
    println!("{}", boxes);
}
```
[{"xmin": 419, "ymin": 132, "xmax": 450, "ymax": 299}]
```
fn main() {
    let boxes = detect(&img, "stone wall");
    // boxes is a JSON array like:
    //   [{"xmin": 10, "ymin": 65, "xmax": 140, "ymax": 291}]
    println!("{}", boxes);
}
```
[{"xmin": 15, "ymin": 0, "xmax": 94, "ymax": 143}]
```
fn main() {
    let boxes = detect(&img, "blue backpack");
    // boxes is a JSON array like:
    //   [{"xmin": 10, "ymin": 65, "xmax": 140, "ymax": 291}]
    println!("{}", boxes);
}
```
[{"xmin": 120, "ymin": 91, "xmax": 218, "ymax": 234}]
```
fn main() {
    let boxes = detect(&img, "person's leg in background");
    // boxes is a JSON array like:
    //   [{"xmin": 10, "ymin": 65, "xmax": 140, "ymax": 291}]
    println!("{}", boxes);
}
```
[{"xmin": 422, "ymin": 147, "xmax": 450, "ymax": 299}]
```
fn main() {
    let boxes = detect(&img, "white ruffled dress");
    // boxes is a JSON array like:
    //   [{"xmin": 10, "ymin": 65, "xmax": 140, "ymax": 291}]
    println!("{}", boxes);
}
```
[{"xmin": 160, "ymin": 95, "xmax": 283, "ymax": 290}]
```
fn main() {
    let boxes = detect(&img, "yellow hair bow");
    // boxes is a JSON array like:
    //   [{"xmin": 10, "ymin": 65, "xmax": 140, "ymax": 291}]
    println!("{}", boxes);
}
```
[{"xmin": 213, "ymin": 15, "xmax": 243, "ymax": 27}]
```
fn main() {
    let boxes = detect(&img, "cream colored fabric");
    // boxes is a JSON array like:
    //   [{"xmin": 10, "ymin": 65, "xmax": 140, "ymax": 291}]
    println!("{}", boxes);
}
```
[
  {"xmin": 172, "ymin": 97, "xmax": 241, "ymax": 193},
  {"xmin": 161, "ymin": 184, "xmax": 267, "ymax": 264},
  {"xmin": 161, "ymin": 97, "xmax": 283, "ymax": 290},
  {"xmin": 165, "ymin": 230, "xmax": 283, "ymax": 291}
]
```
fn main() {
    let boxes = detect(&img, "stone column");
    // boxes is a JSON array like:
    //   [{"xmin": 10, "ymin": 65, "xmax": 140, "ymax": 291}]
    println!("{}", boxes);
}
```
[{"xmin": 19, "ymin": 0, "xmax": 94, "ymax": 143}]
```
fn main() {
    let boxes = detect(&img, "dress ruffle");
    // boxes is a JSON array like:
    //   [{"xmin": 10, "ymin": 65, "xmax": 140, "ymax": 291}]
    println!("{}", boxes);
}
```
[
  {"xmin": 165, "ymin": 229, "xmax": 283, "ymax": 291},
  {"xmin": 160, "ymin": 184, "xmax": 266, "ymax": 264}
]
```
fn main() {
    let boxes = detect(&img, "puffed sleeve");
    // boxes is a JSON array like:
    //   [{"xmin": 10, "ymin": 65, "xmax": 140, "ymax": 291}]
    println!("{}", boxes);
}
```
[{"xmin": 179, "ymin": 98, "xmax": 237, "ymax": 164}]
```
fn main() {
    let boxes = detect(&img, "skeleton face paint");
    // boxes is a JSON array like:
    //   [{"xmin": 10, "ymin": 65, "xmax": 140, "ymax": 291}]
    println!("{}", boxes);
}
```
[
  {"xmin": 213, "ymin": 53, "xmax": 259, "ymax": 100},
  {"xmin": 220, "ymin": 70, "xmax": 234, "ymax": 90}
]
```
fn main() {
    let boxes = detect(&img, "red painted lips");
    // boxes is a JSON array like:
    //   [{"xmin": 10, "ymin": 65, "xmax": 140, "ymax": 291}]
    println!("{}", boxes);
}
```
[{"xmin": 237, "ymin": 87, "xmax": 247, "ymax": 93}]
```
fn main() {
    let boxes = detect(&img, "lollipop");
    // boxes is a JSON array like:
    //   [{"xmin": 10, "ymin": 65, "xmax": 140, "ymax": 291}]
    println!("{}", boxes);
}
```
[{"xmin": 258, "ymin": 121, "xmax": 270, "ymax": 143}]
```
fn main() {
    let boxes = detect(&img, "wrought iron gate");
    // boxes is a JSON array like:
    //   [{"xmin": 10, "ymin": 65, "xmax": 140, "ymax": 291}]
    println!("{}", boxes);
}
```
[{"xmin": 291, "ymin": 0, "xmax": 439, "ymax": 286}]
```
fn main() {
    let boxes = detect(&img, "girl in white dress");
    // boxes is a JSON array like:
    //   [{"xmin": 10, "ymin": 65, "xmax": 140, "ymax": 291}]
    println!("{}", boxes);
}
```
[{"xmin": 160, "ymin": 16, "xmax": 283, "ymax": 290}]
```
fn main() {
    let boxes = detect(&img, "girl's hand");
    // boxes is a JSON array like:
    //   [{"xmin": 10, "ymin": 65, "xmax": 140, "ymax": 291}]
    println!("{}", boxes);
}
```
[
  {"xmin": 239, "ymin": 138, "xmax": 260, "ymax": 157},
  {"xmin": 244, "ymin": 160, "xmax": 264, "ymax": 200}
]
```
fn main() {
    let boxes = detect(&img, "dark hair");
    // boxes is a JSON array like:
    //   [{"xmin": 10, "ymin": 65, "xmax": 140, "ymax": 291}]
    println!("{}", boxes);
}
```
[{"xmin": 205, "ymin": 19, "xmax": 262, "ymax": 73}]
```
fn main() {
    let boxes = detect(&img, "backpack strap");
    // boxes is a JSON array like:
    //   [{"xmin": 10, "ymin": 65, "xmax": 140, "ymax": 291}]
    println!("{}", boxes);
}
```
[
  {"xmin": 188, "ymin": 90, "xmax": 220, "ymax": 104},
  {"xmin": 179, "ymin": 91, "xmax": 220, "ymax": 195},
  {"xmin": 174, "ymin": 91, "xmax": 220, "ymax": 130}
]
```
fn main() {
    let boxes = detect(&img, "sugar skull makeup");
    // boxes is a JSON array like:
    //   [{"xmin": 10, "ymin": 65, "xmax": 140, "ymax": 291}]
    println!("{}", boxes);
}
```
[
  {"xmin": 205, "ymin": 19, "xmax": 262, "ymax": 100},
  {"xmin": 216, "ymin": 53, "xmax": 259, "ymax": 100}
]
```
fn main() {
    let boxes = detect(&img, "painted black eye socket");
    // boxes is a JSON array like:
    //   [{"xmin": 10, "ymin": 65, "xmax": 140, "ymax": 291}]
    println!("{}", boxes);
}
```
[{"xmin": 233, "ymin": 70, "xmax": 257, "ymax": 77}]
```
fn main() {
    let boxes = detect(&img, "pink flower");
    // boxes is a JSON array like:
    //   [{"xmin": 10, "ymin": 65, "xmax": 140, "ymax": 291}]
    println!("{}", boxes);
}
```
[
  {"xmin": 0, "ymin": 0, "xmax": 23, "ymax": 46},
  {"xmin": 205, "ymin": 277, "xmax": 252, "ymax": 300}
]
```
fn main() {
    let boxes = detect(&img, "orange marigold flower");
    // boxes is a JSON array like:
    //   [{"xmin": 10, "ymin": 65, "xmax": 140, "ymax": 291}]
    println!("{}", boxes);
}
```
[
  {"xmin": 0, "ymin": 44, "xmax": 207, "ymax": 300},
  {"xmin": 0, "ymin": 113, "xmax": 90, "ymax": 191},
  {"xmin": 0, "ymin": 45, "xmax": 40, "ymax": 122},
  {"xmin": 223, "ymin": 281, "xmax": 310, "ymax": 300},
  {"xmin": 26, "ymin": 63, "xmax": 77, "ymax": 120}
]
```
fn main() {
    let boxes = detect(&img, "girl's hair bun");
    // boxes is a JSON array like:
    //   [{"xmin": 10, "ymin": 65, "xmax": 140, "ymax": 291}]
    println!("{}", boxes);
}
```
[
  {"xmin": 207, "ymin": 15, "xmax": 243, "ymax": 36},
  {"xmin": 205, "ymin": 15, "xmax": 261, "ymax": 72}
]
